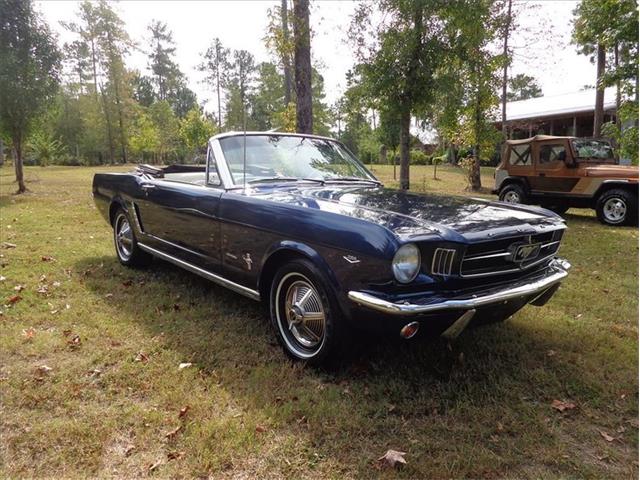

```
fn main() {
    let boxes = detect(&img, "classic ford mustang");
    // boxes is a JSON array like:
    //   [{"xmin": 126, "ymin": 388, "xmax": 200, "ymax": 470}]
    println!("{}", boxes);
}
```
[{"xmin": 93, "ymin": 132, "xmax": 571, "ymax": 364}]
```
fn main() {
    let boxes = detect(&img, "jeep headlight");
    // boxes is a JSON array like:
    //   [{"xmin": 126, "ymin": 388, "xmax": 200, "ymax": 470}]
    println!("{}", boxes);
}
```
[{"xmin": 392, "ymin": 243, "xmax": 421, "ymax": 283}]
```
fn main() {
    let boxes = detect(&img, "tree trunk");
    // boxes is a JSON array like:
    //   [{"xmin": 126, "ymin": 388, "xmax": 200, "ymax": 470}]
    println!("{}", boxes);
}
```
[
  {"xmin": 379, "ymin": 144, "xmax": 387, "ymax": 165},
  {"xmin": 14, "ymin": 136, "xmax": 26, "ymax": 193},
  {"xmin": 399, "ymin": 109, "xmax": 411, "ymax": 190},
  {"xmin": 470, "ymin": 73, "xmax": 482, "ymax": 191},
  {"xmin": 282, "ymin": 0, "xmax": 293, "ymax": 106},
  {"xmin": 593, "ymin": 43, "xmax": 606, "ymax": 137},
  {"xmin": 293, "ymin": 0, "xmax": 312, "ymax": 134},
  {"xmin": 500, "ymin": 0, "xmax": 512, "ymax": 137},
  {"xmin": 0, "ymin": 137, "xmax": 4, "ymax": 166}
]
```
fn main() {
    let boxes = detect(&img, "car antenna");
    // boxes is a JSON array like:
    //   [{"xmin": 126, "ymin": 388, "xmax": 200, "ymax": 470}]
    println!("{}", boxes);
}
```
[{"xmin": 243, "ymin": 101, "xmax": 247, "ymax": 189}]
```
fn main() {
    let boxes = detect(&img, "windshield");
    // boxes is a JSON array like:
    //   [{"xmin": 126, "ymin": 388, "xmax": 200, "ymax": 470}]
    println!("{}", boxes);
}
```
[
  {"xmin": 572, "ymin": 139, "xmax": 614, "ymax": 160},
  {"xmin": 219, "ymin": 135, "xmax": 377, "ymax": 184}
]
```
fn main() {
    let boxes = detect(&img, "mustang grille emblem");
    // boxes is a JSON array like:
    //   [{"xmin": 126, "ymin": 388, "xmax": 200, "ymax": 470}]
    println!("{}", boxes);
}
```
[{"xmin": 510, "ymin": 242, "xmax": 541, "ymax": 263}]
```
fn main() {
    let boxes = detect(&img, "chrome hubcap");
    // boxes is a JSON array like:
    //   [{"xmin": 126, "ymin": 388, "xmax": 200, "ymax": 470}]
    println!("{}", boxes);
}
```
[
  {"xmin": 603, "ymin": 197, "xmax": 626, "ymax": 223},
  {"xmin": 284, "ymin": 280, "xmax": 325, "ymax": 348},
  {"xmin": 115, "ymin": 215, "xmax": 133, "ymax": 259},
  {"xmin": 503, "ymin": 190, "xmax": 520, "ymax": 203}
]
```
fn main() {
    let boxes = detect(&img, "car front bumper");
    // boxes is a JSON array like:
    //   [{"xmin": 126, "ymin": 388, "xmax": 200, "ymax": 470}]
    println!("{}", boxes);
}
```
[{"xmin": 348, "ymin": 258, "xmax": 571, "ymax": 316}]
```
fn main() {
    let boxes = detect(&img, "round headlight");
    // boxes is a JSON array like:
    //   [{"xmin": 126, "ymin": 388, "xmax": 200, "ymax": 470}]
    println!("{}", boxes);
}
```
[{"xmin": 392, "ymin": 243, "xmax": 421, "ymax": 283}]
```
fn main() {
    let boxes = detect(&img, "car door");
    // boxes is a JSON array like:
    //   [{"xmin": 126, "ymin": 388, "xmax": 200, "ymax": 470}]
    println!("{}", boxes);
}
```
[
  {"xmin": 134, "ymin": 149, "xmax": 224, "ymax": 269},
  {"xmin": 530, "ymin": 140, "xmax": 579, "ymax": 193}
]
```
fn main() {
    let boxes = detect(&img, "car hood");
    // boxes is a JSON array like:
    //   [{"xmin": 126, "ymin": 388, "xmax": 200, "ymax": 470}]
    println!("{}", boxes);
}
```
[
  {"xmin": 250, "ymin": 184, "xmax": 563, "ymax": 242},
  {"xmin": 583, "ymin": 164, "xmax": 639, "ymax": 178}
]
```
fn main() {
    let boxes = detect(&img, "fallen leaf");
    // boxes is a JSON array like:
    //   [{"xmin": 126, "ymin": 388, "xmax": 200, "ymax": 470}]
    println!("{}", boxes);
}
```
[
  {"xmin": 600, "ymin": 431, "xmax": 615, "ymax": 442},
  {"xmin": 377, "ymin": 449, "xmax": 407, "ymax": 469},
  {"xmin": 52, "ymin": 281, "xmax": 61, "ymax": 287},
  {"xmin": 41, "ymin": 255, "xmax": 55, "ymax": 262},
  {"xmin": 37, "ymin": 365, "xmax": 53, "ymax": 374},
  {"xmin": 67, "ymin": 334, "xmax": 81, "ymax": 348},
  {"xmin": 7, "ymin": 294, "xmax": 22, "ymax": 304},
  {"xmin": 134, "ymin": 352, "xmax": 149, "ymax": 363},
  {"xmin": 39, "ymin": 274, "xmax": 47, "ymax": 282},
  {"xmin": 88, "ymin": 368, "xmax": 102, "ymax": 377},
  {"xmin": 178, "ymin": 405, "xmax": 190, "ymax": 418},
  {"xmin": 496, "ymin": 421, "xmax": 504, "ymax": 432},
  {"xmin": 0, "ymin": 275, "xmax": 6, "ymax": 281},
  {"xmin": 178, "ymin": 362, "xmax": 192, "ymax": 370},
  {"xmin": 173, "ymin": 303, "xmax": 180, "ymax": 311},
  {"xmin": 121, "ymin": 279, "xmax": 133, "ymax": 287},
  {"xmin": 36, "ymin": 285, "xmax": 49, "ymax": 295},
  {"xmin": 148, "ymin": 460, "xmax": 162, "ymax": 472},
  {"xmin": 22, "ymin": 327, "xmax": 36, "ymax": 341},
  {"xmin": 167, "ymin": 451, "xmax": 185, "ymax": 461},
  {"xmin": 575, "ymin": 313, "xmax": 583, "ymax": 319},
  {"xmin": 547, "ymin": 349, "xmax": 556, "ymax": 357},
  {"xmin": 62, "ymin": 329, "xmax": 72, "ymax": 337},
  {"xmin": 165, "ymin": 425, "xmax": 182, "ymax": 440},
  {"xmin": 104, "ymin": 293, "xmax": 114, "ymax": 299},
  {"xmin": 255, "ymin": 424, "xmax": 267, "ymax": 433},
  {"xmin": 551, "ymin": 399, "xmax": 576, "ymax": 412},
  {"xmin": 124, "ymin": 444, "xmax": 135, "ymax": 457},
  {"xmin": 1, "ymin": 242, "xmax": 16, "ymax": 249},
  {"xmin": 13, "ymin": 284, "xmax": 25, "ymax": 292}
]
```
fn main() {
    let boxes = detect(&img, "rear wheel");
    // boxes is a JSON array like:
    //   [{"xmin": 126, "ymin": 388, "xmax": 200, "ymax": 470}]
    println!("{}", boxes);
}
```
[
  {"xmin": 113, "ymin": 209, "xmax": 152, "ymax": 266},
  {"xmin": 270, "ymin": 258, "xmax": 346, "ymax": 365},
  {"xmin": 596, "ymin": 189, "xmax": 637, "ymax": 226},
  {"xmin": 499, "ymin": 183, "xmax": 527, "ymax": 204}
]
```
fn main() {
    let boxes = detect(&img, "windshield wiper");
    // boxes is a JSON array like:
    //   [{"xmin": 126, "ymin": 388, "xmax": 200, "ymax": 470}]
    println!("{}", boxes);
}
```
[
  {"xmin": 247, "ymin": 176, "xmax": 299, "ymax": 184},
  {"xmin": 326, "ymin": 177, "xmax": 381, "ymax": 185}
]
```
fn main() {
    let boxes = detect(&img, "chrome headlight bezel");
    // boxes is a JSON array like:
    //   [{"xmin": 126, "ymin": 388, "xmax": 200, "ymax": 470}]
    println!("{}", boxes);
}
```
[{"xmin": 392, "ymin": 243, "xmax": 421, "ymax": 284}]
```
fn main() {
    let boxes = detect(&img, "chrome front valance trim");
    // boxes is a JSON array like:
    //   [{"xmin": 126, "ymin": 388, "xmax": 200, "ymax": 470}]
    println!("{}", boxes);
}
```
[{"xmin": 348, "ymin": 258, "xmax": 570, "ymax": 316}]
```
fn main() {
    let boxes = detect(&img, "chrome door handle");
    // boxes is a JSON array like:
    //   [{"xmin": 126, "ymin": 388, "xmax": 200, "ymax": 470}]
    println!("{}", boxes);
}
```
[{"xmin": 141, "ymin": 183, "xmax": 156, "ymax": 190}]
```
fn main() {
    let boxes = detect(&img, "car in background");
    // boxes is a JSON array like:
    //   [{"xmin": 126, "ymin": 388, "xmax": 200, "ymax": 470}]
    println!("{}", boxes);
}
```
[{"xmin": 494, "ymin": 135, "xmax": 638, "ymax": 226}]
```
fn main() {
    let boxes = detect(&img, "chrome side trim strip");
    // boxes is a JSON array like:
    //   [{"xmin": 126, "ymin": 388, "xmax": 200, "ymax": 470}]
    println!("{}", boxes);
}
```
[
  {"xmin": 464, "ymin": 251, "xmax": 512, "ymax": 261},
  {"xmin": 138, "ymin": 243, "xmax": 260, "ymax": 301},
  {"xmin": 348, "ymin": 258, "xmax": 570, "ymax": 316}
]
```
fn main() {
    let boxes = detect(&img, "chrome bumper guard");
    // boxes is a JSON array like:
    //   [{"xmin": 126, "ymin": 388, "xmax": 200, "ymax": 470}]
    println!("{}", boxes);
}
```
[{"xmin": 348, "ymin": 258, "xmax": 571, "ymax": 316}]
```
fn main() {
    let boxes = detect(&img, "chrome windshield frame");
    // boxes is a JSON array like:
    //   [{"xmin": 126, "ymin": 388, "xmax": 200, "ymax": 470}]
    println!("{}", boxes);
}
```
[{"xmin": 208, "ymin": 132, "xmax": 378, "ymax": 190}]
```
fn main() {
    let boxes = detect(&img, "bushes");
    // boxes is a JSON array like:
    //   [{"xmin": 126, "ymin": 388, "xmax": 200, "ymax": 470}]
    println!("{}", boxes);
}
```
[{"xmin": 410, "ymin": 149, "xmax": 429, "ymax": 165}]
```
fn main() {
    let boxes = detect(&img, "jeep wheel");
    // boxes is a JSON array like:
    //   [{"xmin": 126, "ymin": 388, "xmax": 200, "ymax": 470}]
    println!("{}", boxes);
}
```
[
  {"xmin": 270, "ymin": 258, "xmax": 347, "ymax": 365},
  {"xmin": 499, "ymin": 184, "xmax": 527, "ymax": 204},
  {"xmin": 596, "ymin": 189, "xmax": 637, "ymax": 226}
]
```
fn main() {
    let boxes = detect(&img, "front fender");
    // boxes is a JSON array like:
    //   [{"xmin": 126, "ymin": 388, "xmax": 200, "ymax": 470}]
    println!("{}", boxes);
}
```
[{"xmin": 260, "ymin": 240, "xmax": 342, "ymax": 295}]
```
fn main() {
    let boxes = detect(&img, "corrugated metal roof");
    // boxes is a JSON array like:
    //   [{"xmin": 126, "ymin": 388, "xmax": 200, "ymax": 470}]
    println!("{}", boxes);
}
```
[{"xmin": 505, "ymin": 88, "xmax": 617, "ymax": 122}]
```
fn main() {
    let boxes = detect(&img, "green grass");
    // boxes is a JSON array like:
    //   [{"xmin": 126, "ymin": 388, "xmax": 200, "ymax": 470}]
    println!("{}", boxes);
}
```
[{"xmin": 0, "ymin": 164, "xmax": 637, "ymax": 478}]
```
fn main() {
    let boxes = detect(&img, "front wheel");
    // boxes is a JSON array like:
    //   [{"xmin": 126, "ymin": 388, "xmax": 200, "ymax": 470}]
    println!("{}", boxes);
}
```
[
  {"xmin": 270, "ymin": 259, "xmax": 346, "ymax": 365},
  {"xmin": 596, "ymin": 189, "xmax": 637, "ymax": 226},
  {"xmin": 499, "ymin": 184, "xmax": 527, "ymax": 204}
]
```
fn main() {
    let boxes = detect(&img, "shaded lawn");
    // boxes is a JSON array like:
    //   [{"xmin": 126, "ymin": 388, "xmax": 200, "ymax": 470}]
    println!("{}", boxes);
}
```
[{"xmin": 0, "ymin": 165, "xmax": 637, "ymax": 478}]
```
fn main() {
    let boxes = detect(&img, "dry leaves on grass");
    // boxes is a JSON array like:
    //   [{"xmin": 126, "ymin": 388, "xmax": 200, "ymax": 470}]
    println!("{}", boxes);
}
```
[
  {"xmin": 13, "ymin": 284, "xmax": 25, "ymax": 292},
  {"xmin": 148, "ymin": 460, "xmax": 162, "ymax": 472},
  {"xmin": 41, "ymin": 255, "xmax": 55, "ymax": 262},
  {"xmin": 1, "ymin": 242, "xmax": 17, "ymax": 249},
  {"xmin": 67, "ymin": 334, "xmax": 81, "ymax": 349},
  {"xmin": 178, "ymin": 406, "xmax": 190, "ymax": 419},
  {"xmin": 600, "ymin": 431, "xmax": 615, "ymax": 442},
  {"xmin": 165, "ymin": 425, "xmax": 182, "ymax": 440},
  {"xmin": 134, "ymin": 352, "xmax": 149, "ymax": 363},
  {"xmin": 167, "ymin": 451, "xmax": 185, "ymax": 461},
  {"xmin": 22, "ymin": 327, "xmax": 36, "ymax": 341},
  {"xmin": 551, "ymin": 399, "xmax": 577, "ymax": 412},
  {"xmin": 377, "ymin": 449, "xmax": 407, "ymax": 469},
  {"xmin": 178, "ymin": 362, "xmax": 192, "ymax": 370},
  {"xmin": 255, "ymin": 425, "xmax": 267, "ymax": 434},
  {"xmin": 6, "ymin": 294, "xmax": 22, "ymax": 304}
]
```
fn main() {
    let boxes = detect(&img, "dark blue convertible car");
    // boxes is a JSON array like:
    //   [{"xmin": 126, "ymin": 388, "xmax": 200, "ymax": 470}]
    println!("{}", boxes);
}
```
[{"xmin": 93, "ymin": 132, "xmax": 570, "ymax": 364}]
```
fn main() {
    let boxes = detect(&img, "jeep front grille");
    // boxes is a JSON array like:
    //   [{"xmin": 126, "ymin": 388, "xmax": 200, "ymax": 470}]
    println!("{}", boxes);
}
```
[
  {"xmin": 460, "ymin": 230, "xmax": 563, "ymax": 278},
  {"xmin": 431, "ymin": 248, "xmax": 456, "ymax": 276}
]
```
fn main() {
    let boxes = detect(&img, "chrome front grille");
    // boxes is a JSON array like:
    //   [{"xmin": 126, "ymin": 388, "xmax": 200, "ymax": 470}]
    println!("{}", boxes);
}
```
[
  {"xmin": 460, "ymin": 230, "xmax": 563, "ymax": 278},
  {"xmin": 431, "ymin": 248, "xmax": 456, "ymax": 276}
]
